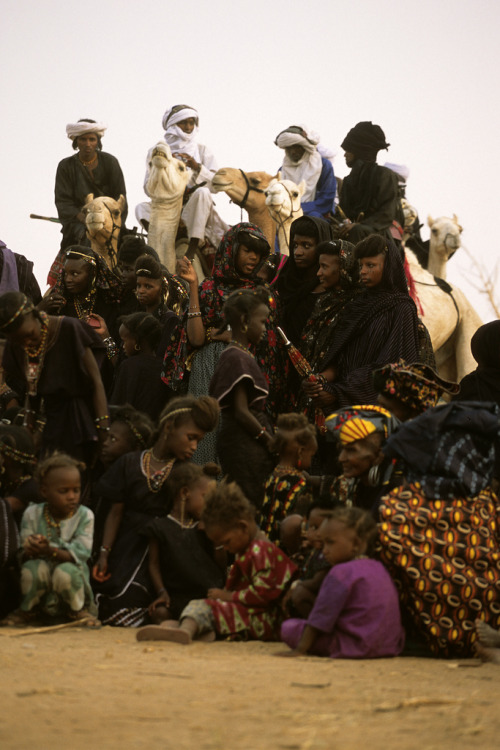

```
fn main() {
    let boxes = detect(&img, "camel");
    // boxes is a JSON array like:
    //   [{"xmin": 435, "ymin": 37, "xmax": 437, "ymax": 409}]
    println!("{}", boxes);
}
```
[
  {"xmin": 404, "ymin": 247, "xmax": 482, "ymax": 381},
  {"xmin": 264, "ymin": 177, "xmax": 305, "ymax": 255},
  {"xmin": 143, "ymin": 142, "xmax": 190, "ymax": 273},
  {"xmin": 212, "ymin": 168, "xmax": 277, "ymax": 247},
  {"xmin": 426, "ymin": 214, "xmax": 463, "ymax": 279},
  {"xmin": 83, "ymin": 193, "xmax": 126, "ymax": 270}
]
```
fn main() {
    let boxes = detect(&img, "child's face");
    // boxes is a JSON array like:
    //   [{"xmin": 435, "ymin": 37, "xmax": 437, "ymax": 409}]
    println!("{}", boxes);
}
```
[
  {"xmin": 306, "ymin": 508, "xmax": 329, "ymax": 549},
  {"xmin": 163, "ymin": 417, "xmax": 206, "ymax": 461},
  {"xmin": 186, "ymin": 477, "xmax": 216, "ymax": 521},
  {"xmin": 207, "ymin": 521, "xmax": 253, "ymax": 556},
  {"xmin": 100, "ymin": 421, "xmax": 135, "ymax": 466},
  {"xmin": 298, "ymin": 442, "xmax": 317, "ymax": 471},
  {"xmin": 136, "ymin": 276, "xmax": 162, "ymax": 308},
  {"xmin": 41, "ymin": 467, "xmax": 81, "ymax": 520},
  {"xmin": 320, "ymin": 519, "xmax": 360, "ymax": 566},
  {"xmin": 117, "ymin": 261, "xmax": 137, "ymax": 290},
  {"xmin": 245, "ymin": 304, "xmax": 269, "ymax": 346},
  {"xmin": 119, "ymin": 324, "xmax": 137, "ymax": 358}
]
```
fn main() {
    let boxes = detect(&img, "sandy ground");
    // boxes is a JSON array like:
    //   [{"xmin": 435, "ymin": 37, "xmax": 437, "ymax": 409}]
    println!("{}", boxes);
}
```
[{"xmin": 0, "ymin": 625, "xmax": 499, "ymax": 750}]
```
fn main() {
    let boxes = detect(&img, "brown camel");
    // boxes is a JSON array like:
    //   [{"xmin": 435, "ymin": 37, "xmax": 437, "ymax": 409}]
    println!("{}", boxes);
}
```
[{"xmin": 212, "ymin": 168, "xmax": 277, "ymax": 247}]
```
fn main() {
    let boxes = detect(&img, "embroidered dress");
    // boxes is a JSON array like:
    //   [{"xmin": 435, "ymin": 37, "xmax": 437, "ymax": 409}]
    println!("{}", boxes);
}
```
[
  {"xmin": 19, "ymin": 503, "xmax": 95, "ymax": 616},
  {"xmin": 259, "ymin": 468, "xmax": 311, "ymax": 543}
]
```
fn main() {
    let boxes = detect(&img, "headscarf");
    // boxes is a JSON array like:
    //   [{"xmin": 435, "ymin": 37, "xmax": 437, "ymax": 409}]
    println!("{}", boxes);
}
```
[
  {"xmin": 66, "ymin": 120, "xmax": 107, "ymax": 139},
  {"xmin": 326, "ymin": 404, "xmax": 400, "ymax": 446},
  {"xmin": 383, "ymin": 401, "xmax": 500, "ymax": 499},
  {"xmin": 321, "ymin": 237, "xmax": 417, "ymax": 369},
  {"xmin": 275, "ymin": 216, "xmax": 333, "ymax": 345},
  {"xmin": 457, "ymin": 321, "xmax": 500, "ymax": 405},
  {"xmin": 53, "ymin": 247, "xmax": 121, "ymax": 303},
  {"xmin": 162, "ymin": 104, "xmax": 201, "ymax": 161},
  {"xmin": 341, "ymin": 121, "xmax": 389, "ymax": 162},
  {"xmin": 373, "ymin": 360, "xmax": 460, "ymax": 414},
  {"xmin": 275, "ymin": 124, "xmax": 323, "ymax": 202}
]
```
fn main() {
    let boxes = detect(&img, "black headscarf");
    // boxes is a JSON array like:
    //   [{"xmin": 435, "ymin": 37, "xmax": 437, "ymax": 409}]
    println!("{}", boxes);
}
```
[
  {"xmin": 321, "ymin": 237, "xmax": 417, "ymax": 368},
  {"xmin": 457, "ymin": 321, "xmax": 500, "ymax": 405},
  {"xmin": 274, "ymin": 215, "xmax": 333, "ymax": 345}
]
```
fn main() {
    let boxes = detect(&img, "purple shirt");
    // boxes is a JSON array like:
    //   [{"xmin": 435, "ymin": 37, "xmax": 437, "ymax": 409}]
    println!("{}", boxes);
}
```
[{"xmin": 282, "ymin": 558, "xmax": 405, "ymax": 658}]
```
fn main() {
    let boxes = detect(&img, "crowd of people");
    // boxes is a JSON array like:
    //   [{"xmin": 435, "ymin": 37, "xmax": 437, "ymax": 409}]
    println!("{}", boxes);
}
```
[{"xmin": 0, "ymin": 109, "xmax": 499, "ymax": 664}]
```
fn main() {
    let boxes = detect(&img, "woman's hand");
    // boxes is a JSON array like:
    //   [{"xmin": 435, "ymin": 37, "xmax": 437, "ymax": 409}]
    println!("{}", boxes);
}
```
[
  {"xmin": 176, "ymin": 256, "xmax": 199, "ymax": 287},
  {"xmin": 38, "ymin": 290, "xmax": 65, "ymax": 314},
  {"xmin": 207, "ymin": 587, "xmax": 232, "ymax": 602},
  {"xmin": 148, "ymin": 591, "xmax": 171, "ymax": 616},
  {"xmin": 87, "ymin": 313, "xmax": 109, "ymax": 339},
  {"xmin": 92, "ymin": 553, "xmax": 111, "ymax": 582}
]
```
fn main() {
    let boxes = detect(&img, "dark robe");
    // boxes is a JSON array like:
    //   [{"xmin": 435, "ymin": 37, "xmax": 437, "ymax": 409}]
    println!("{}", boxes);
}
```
[
  {"xmin": 110, "ymin": 353, "xmax": 171, "ymax": 421},
  {"xmin": 0, "ymin": 242, "xmax": 41, "ymax": 304},
  {"xmin": 55, "ymin": 152, "xmax": 127, "ymax": 249}
]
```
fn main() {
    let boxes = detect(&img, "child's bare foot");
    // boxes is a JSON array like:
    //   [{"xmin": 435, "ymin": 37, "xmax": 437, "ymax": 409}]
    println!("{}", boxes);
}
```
[
  {"xmin": 475, "ymin": 619, "xmax": 500, "ymax": 648},
  {"xmin": 0, "ymin": 609, "xmax": 39, "ymax": 627},
  {"xmin": 474, "ymin": 641, "xmax": 500, "ymax": 664},
  {"xmin": 136, "ymin": 623, "xmax": 192, "ymax": 644}
]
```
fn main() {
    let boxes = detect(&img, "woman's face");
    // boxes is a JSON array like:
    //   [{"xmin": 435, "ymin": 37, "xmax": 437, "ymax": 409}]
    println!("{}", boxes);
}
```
[
  {"xmin": 359, "ymin": 253, "xmax": 385, "ymax": 288},
  {"xmin": 76, "ymin": 133, "xmax": 99, "ymax": 161},
  {"xmin": 119, "ymin": 324, "xmax": 137, "ymax": 357},
  {"xmin": 177, "ymin": 118, "xmax": 196, "ymax": 134},
  {"xmin": 8, "ymin": 313, "xmax": 42, "ymax": 348},
  {"xmin": 338, "ymin": 435, "xmax": 382, "ymax": 480},
  {"xmin": 64, "ymin": 259, "xmax": 92, "ymax": 295},
  {"xmin": 136, "ymin": 275, "xmax": 162, "ymax": 309},
  {"xmin": 292, "ymin": 234, "xmax": 317, "ymax": 270},
  {"xmin": 317, "ymin": 254, "xmax": 341, "ymax": 290},
  {"xmin": 235, "ymin": 243, "xmax": 260, "ymax": 277},
  {"xmin": 163, "ymin": 417, "xmax": 206, "ymax": 461}
]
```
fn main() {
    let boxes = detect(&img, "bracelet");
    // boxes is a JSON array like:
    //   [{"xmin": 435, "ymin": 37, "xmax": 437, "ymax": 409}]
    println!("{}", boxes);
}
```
[
  {"xmin": 95, "ymin": 416, "xmax": 110, "ymax": 424},
  {"xmin": 206, "ymin": 327, "xmax": 215, "ymax": 344},
  {"xmin": 95, "ymin": 424, "xmax": 110, "ymax": 432},
  {"xmin": 189, "ymin": 306, "xmax": 200, "ymax": 311},
  {"xmin": 100, "ymin": 545, "xmax": 112, "ymax": 553},
  {"xmin": 103, "ymin": 336, "xmax": 118, "ymax": 359},
  {"xmin": 255, "ymin": 427, "xmax": 266, "ymax": 441},
  {"xmin": 157, "ymin": 588, "xmax": 167, "ymax": 595},
  {"xmin": 187, "ymin": 311, "xmax": 202, "ymax": 319}
]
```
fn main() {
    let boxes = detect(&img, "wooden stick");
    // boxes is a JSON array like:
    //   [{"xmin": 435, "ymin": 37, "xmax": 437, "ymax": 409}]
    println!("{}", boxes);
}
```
[
  {"xmin": 7, "ymin": 618, "xmax": 92, "ymax": 637},
  {"xmin": 29, "ymin": 214, "xmax": 62, "ymax": 224}
]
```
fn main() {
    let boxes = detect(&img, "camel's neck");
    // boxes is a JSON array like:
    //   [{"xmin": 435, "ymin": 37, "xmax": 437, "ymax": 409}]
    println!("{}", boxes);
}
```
[
  {"xmin": 245, "ymin": 205, "xmax": 276, "ymax": 249},
  {"xmin": 427, "ymin": 253, "xmax": 447, "ymax": 280}
]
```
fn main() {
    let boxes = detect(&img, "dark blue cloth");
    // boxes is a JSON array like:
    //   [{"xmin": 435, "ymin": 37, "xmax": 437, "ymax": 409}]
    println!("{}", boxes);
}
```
[{"xmin": 301, "ymin": 157, "xmax": 336, "ymax": 217}]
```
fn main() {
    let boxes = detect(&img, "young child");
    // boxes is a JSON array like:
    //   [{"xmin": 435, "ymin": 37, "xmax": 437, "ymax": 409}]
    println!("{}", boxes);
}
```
[
  {"xmin": 142, "ymin": 462, "xmax": 225, "ymax": 624},
  {"xmin": 259, "ymin": 413, "xmax": 317, "ymax": 543},
  {"xmin": 209, "ymin": 288, "xmax": 275, "ymax": 508},
  {"xmin": 280, "ymin": 507, "xmax": 405, "ymax": 658},
  {"xmin": 1, "ymin": 453, "xmax": 98, "ymax": 627},
  {"xmin": 136, "ymin": 481, "xmax": 297, "ymax": 643},
  {"xmin": 110, "ymin": 312, "xmax": 171, "ymax": 419}
]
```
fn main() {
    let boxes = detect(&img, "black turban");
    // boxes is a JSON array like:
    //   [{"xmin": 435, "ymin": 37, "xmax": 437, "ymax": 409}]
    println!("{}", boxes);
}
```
[{"xmin": 341, "ymin": 121, "xmax": 390, "ymax": 162}]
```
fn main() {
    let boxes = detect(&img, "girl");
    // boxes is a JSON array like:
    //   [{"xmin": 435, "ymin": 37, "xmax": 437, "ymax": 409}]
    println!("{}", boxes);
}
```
[
  {"xmin": 259, "ymin": 413, "xmax": 317, "ymax": 543},
  {"xmin": 209, "ymin": 288, "xmax": 275, "ymax": 508},
  {"xmin": 136, "ymin": 480, "xmax": 296, "ymax": 643},
  {"xmin": 110, "ymin": 312, "xmax": 171, "ymax": 420},
  {"xmin": 281, "ymin": 507, "xmax": 405, "ymax": 658},
  {"xmin": 92, "ymin": 395, "xmax": 219, "ymax": 627},
  {"xmin": 143, "ymin": 462, "xmax": 225, "ymax": 624},
  {"xmin": 0, "ymin": 425, "xmax": 39, "ymax": 527},
  {"xmin": 1, "ymin": 453, "xmax": 98, "ymax": 627},
  {"xmin": 134, "ymin": 254, "xmax": 187, "ymax": 358}
]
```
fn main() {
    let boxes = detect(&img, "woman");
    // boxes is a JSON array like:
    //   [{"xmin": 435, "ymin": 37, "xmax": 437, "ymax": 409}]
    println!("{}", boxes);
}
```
[
  {"xmin": 378, "ymin": 401, "xmax": 500, "ymax": 658},
  {"xmin": 55, "ymin": 118, "xmax": 127, "ymax": 250},
  {"xmin": 0, "ymin": 292, "xmax": 108, "ymax": 465},
  {"xmin": 304, "ymin": 234, "xmax": 426, "ymax": 411},
  {"xmin": 456, "ymin": 321, "xmax": 500, "ymax": 404},
  {"xmin": 324, "ymin": 404, "xmax": 401, "ymax": 515},
  {"xmin": 163, "ymin": 223, "xmax": 282, "ymax": 460},
  {"xmin": 274, "ymin": 216, "xmax": 334, "ymax": 347}
]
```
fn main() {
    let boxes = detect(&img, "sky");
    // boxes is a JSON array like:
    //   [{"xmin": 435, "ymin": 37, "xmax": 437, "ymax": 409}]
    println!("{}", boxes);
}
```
[{"xmin": 1, "ymin": 0, "xmax": 499, "ymax": 320}]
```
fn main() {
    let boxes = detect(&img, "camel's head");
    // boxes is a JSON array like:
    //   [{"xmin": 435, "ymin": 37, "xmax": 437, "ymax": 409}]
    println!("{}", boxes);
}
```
[
  {"xmin": 83, "ymin": 194, "xmax": 125, "ymax": 238},
  {"xmin": 146, "ymin": 141, "xmax": 190, "ymax": 199},
  {"xmin": 427, "ymin": 214, "xmax": 463, "ymax": 260},
  {"xmin": 264, "ymin": 177, "xmax": 305, "ymax": 220},
  {"xmin": 212, "ymin": 168, "xmax": 276, "ymax": 209}
]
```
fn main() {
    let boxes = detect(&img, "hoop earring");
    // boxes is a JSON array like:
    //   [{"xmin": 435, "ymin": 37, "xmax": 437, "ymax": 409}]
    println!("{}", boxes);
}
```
[
  {"xmin": 367, "ymin": 464, "xmax": 381, "ymax": 487},
  {"xmin": 134, "ymin": 344, "xmax": 141, "ymax": 352},
  {"xmin": 241, "ymin": 323, "xmax": 248, "ymax": 333}
]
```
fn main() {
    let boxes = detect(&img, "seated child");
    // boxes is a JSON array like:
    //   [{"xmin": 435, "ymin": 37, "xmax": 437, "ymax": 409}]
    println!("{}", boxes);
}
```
[
  {"xmin": 280, "ymin": 507, "xmax": 405, "ymax": 658},
  {"xmin": 285, "ymin": 498, "xmax": 334, "ymax": 618},
  {"xmin": 1, "ymin": 453, "xmax": 98, "ymax": 627},
  {"xmin": 143, "ymin": 462, "xmax": 225, "ymax": 623},
  {"xmin": 136, "ymin": 481, "xmax": 297, "ymax": 643},
  {"xmin": 259, "ymin": 414, "xmax": 316, "ymax": 543}
]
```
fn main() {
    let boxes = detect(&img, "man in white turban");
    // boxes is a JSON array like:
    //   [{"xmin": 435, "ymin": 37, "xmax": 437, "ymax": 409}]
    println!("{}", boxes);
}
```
[
  {"xmin": 136, "ymin": 105, "xmax": 227, "ymax": 258},
  {"xmin": 55, "ymin": 118, "xmax": 127, "ymax": 250},
  {"xmin": 275, "ymin": 124, "xmax": 336, "ymax": 218}
]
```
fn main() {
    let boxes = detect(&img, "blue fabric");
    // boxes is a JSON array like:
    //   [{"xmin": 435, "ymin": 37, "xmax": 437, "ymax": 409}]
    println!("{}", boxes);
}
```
[{"xmin": 301, "ymin": 158, "xmax": 336, "ymax": 217}]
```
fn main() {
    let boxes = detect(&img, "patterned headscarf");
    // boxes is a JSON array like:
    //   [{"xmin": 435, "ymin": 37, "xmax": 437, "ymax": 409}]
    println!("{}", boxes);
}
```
[
  {"xmin": 326, "ymin": 404, "xmax": 400, "ymax": 446},
  {"xmin": 373, "ymin": 360, "xmax": 460, "ymax": 414},
  {"xmin": 383, "ymin": 401, "xmax": 500, "ymax": 499},
  {"xmin": 53, "ymin": 247, "xmax": 121, "ymax": 303}
]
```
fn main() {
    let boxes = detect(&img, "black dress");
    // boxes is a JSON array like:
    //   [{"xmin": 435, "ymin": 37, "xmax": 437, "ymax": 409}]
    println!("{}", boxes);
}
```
[{"xmin": 110, "ymin": 353, "xmax": 171, "ymax": 422}]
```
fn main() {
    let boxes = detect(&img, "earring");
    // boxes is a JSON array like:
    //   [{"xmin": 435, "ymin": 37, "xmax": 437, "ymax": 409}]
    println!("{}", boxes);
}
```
[
  {"xmin": 367, "ymin": 465, "xmax": 381, "ymax": 487},
  {"xmin": 180, "ymin": 498, "xmax": 186, "ymax": 527},
  {"xmin": 134, "ymin": 344, "xmax": 141, "ymax": 351},
  {"xmin": 241, "ymin": 323, "xmax": 248, "ymax": 333}
]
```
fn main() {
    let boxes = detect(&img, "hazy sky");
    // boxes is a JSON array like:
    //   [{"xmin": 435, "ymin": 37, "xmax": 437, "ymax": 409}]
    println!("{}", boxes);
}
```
[{"xmin": 1, "ymin": 0, "xmax": 498, "ymax": 320}]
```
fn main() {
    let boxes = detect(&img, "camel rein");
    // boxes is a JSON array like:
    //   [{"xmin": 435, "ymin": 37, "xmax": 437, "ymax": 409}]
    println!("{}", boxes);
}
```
[{"xmin": 236, "ymin": 169, "xmax": 265, "ymax": 218}]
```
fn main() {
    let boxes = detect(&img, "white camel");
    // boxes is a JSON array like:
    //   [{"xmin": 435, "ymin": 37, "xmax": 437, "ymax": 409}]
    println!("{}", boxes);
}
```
[
  {"xmin": 426, "ymin": 214, "xmax": 463, "ymax": 279},
  {"xmin": 405, "ymin": 248, "xmax": 482, "ymax": 381},
  {"xmin": 140, "ymin": 142, "xmax": 190, "ymax": 273},
  {"xmin": 84, "ymin": 193, "xmax": 126, "ymax": 270},
  {"xmin": 212, "ymin": 168, "xmax": 277, "ymax": 247},
  {"xmin": 264, "ymin": 177, "xmax": 305, "ymax": 255}
]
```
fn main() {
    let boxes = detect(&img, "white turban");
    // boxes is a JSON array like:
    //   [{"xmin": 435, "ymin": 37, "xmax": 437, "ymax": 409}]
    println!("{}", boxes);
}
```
[
  {"xmin": 66, "ymin": 120, "xmax": 107, "ymax": 139},
  {"xmin": 162, "ymin": 104, "xmax": 200, "ymax": 161},
  {"xmin": 384, "ymin": 162, "xmax": 410, "ymax": 182},
  {"xmin": 276, "ymin": 124, "xmax": 323, "ymax": 202}
]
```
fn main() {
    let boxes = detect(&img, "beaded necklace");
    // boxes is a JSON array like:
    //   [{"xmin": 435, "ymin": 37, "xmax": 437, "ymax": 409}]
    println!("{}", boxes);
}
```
[
  {"xmin": 142, "ymin": 450, "xmax": 175, "ymax": 493},
  {"xmin": 23, "ymin": 314, "xmax": 50, "ymax": 397},
  {"xmin": 228, "ymin": 340, "xmax": 254, "ymax": 358},
  {"xmin": 274, "ymin": 464, "xmax": 304, "ymax": 476},
  {"xmin": 73, "ymin": 288, "xmax": 97, "ymax": 320},
  {"xmin": 43, "ymin": 503, "xmax": 75, "ymax": 539}
]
